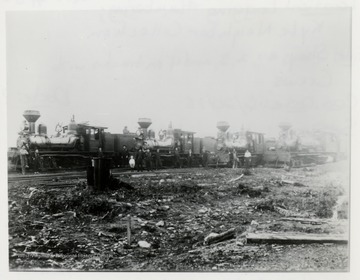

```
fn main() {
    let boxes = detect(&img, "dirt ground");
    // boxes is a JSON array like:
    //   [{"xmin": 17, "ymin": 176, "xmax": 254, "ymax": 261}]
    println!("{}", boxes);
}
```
[{"xmin": 8, "ymin": 160, "xmax": 350, "ymax": 271}]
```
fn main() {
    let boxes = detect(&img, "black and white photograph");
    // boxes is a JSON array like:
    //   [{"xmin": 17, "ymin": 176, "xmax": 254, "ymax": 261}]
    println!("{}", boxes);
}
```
[{"xmin": 2, "ymin": 0, "xmax": 358, "ymax": 276}]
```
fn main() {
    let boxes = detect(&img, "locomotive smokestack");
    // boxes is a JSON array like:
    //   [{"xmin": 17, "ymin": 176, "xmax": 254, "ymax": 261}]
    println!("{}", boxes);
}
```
[
  {"xmin": 23, "ymin": 110, "xmax": 40, "ymax": 134},
  {"xmin": 216, "ymin": 121, "xmax": 230, "ymax": 133},
  {"xmin": 279, "ymin": 122, "xmax": 292, "ymax": 132},
  {"xmin": 138, "ymin": 118, "xmax": 152, "ymax": 137}
]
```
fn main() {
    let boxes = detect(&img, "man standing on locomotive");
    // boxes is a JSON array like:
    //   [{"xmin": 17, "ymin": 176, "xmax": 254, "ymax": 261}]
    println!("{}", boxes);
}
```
[{"xmin": 123, "ymin": 126, "xmax": 129, "ymax": 134}]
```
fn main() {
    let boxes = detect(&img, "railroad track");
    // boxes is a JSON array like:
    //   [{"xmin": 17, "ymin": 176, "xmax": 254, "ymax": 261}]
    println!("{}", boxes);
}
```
[{"xmin": 8, "ymin": 168, "xmax": 203, "ymax": 183}]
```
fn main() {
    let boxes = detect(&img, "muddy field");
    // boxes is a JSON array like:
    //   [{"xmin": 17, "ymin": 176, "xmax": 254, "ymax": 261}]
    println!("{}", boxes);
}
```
[{"xmin": 8, "ymin": 161, "xmax": 349, "ymax": 271}]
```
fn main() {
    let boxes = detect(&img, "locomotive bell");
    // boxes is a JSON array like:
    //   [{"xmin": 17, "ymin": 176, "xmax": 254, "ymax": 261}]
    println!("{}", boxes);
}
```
[
  {"xmin": 23, "ymin": 110, "xmax": 40, "ymax": 134},
  {"xmin": 216, "ymin": 121, "xmax": 230, "ymax": 132}
]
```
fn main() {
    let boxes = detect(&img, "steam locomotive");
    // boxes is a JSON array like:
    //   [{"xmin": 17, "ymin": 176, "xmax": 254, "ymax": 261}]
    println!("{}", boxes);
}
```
[
  {"xmin": 8, "ymin": 110, "xmax": 208, "ymax": 171},
  {"xmin": 8, "ymin": 110, "xmax": 341, "ymax": 172},
  {"xmin": 262, "ymin": 123, "xmax": 340, "ymax": 167}
]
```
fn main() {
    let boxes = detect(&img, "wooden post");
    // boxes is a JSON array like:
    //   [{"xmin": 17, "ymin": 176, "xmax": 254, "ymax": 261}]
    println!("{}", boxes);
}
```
[{"xmin": 127, "ymin": 215, "xmax": 131, "ymax": 245}]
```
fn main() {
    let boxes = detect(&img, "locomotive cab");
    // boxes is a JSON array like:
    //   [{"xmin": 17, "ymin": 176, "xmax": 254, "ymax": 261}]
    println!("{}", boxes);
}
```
[
  {"xmin": 173, "ymin": 129, "xmax": 195, "ymax": 154},
  {"xmin": 73, "ymin": 124, "xmax": 107, "ymax": 153}
]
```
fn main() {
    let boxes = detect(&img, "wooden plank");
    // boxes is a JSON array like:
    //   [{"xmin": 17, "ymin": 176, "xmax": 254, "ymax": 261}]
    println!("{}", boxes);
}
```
[
  {"xmin": 227, "ymin": 174, "xmax": 244, "ymax": 183},
  {"xmin": 197, "ymin": 183, "xmax": 218, "ymax": 187},
  {"xmin": 279, "ymin": 217, "xmax": 328, "ymax": 225},
  {"xmin": 274, "ymin": 206, "xmax": 310, "ymax": 218},
  {"xmin": 131, "ymin": 173, "xmax": 157, "ymax": 178},
  {"xmin": 247, "ymin": 232, "xmax": 348, "ymax": 244},
  {"xmin": 281, "ymin": 179, "xmax": 305, "ymax": 187},
  {"xmin": 204, "ymin": 228, "xmax": 236, "ymax": 245}
]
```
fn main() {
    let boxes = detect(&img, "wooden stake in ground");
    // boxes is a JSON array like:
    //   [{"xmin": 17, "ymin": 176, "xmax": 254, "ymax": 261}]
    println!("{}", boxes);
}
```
[{"xmin": 127, "ymin": 215, "xmax": 131, "ymax": 245}]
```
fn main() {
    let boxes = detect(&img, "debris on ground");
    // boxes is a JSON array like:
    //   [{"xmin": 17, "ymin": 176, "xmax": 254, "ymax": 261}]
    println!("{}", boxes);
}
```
[
  {"xmin": 238, "ymin": 184, "xmax": 269, "ymax": 197},
  {"xmin": 138, "ymin": 241, "xmax": 151, "ymax": 248},
  {"xmin": 8, "ymin": 161, "xmax": 349, "ymax": 271}
]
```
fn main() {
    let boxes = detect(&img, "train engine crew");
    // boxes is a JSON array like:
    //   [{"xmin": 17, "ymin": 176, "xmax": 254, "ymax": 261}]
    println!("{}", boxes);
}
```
[
  {"xmin": 187, "ymin": 149, "xmax": 193, "ymax": 167},
  {"xmin": 232, "ymin": 148, "xmax": 239, "ymax": 169},
  {"xmin": 154, "ymin": 149, "xmax": 162, "ymax": 170},
  {"xmin": 129, "ymin": 155, "xmax": 135, "ymax": 169},
  {"xmin": 202, "ymin": 148, "xmax": 209, "ymax": 168},
  {"xmin": 121, "ymin": 145, "xmax": 130, "ymax": 167},
  {"xmin": 135, "ymin": 148, "xmax": 144, "ymax": 171},
  {"xmin": 174, "ymin": 147, "xmax": 181, "ymax": 168},
  {"xmin": 145, "ymin": 149, "xmax": 153, "ymax": 171},
  {"xmin": 33, "ymin": 147, "xmax": 43, "ymax": 172},
  {"xmin": 17, "ymin": 132, "xmax": 29, "ymax": 175},
  {"xmin": 244, "ymin": 149, "xmax": 252, "ymax": 169}
]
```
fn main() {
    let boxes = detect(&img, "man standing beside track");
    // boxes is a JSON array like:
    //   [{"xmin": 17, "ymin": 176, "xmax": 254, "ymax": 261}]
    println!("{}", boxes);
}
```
[
  {"xmin": 244, "ymin": 149, "xmax": 252, "ymax": 169},
  {"xmin": 17, "ymin": 133, "xmax": 29, "ymax": 175},
  {"xmin": 154, "ymin": 149, "xmax": 162, "ymax": 170},
  {"xmin": 34, "ymin": 148, "xmax": 42, "ymax": 173},
  {"xmin": 202, "ymin": 148, "xmax": 208, "ymax": 168},
  {"xmin": 136, "ymin": 148, "xmax": 144, "ymax": 172},
  {"xmin": 122, "ymin": 145, "xmax": 130, "ymax": 167},
  {"xmin": 232, "ymin": 148, "xmax": 238, "ymax": 169},
  {"xmin": 174, "ymin": 147, "xmax": 181, "ymax": 168},
  {"xmin": 188, "ymin": 149, "xmax": 193, "ymax": 167},
  {"xmin": 145, "ymin": 149, "xmax": 153, "ymax": 171}
]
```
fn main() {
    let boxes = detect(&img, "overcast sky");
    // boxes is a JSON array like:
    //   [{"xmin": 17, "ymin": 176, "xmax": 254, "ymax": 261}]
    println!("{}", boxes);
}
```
[{"xmin": 6, "ymin": 8, "xmax": 350, "ymax": 147}]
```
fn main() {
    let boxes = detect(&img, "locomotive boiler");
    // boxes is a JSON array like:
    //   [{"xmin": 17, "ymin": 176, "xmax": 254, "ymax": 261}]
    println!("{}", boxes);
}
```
[
  {"xmin": 18, "ymin": 110, "xmax": 88, "ymax": 152},
  {"xmin": 10, "ymin": 110, "xmax": 118, "ymax": 170}
]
